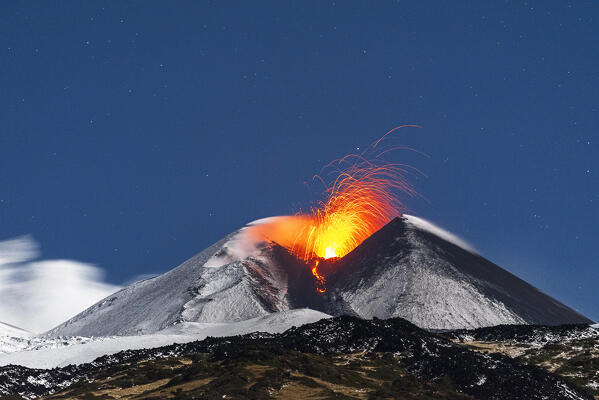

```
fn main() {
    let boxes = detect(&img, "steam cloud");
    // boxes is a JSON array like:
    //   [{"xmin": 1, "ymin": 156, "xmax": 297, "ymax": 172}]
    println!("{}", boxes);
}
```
[
  {"xmin": 404, "ymin": 215, "xmax": 476, "ymax": 253},
  {"xmin": 0, "ymin": 236, "xmax": 121, "ymax": 333}
]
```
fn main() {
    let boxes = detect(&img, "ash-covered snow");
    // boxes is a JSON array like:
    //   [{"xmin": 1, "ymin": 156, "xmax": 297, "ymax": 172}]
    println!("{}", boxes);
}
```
[
  {"xmin": 336, "ymin": 246, "xmax": 526, "ymax": 329},
  {"xmin": 325, "ymin": 216, "xmax": 592, "ymax": 330},
  {"xmin": 46, "ymin": 228, "xmax": 296, "ymax": 337}
]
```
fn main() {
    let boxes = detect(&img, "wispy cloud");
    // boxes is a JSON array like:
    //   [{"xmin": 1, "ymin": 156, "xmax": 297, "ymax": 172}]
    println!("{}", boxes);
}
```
[
  {"xmin": 404, "ymin": 215, "xmax": 476, "ymax": 253},
  {"xmin": 0, "ymin": 235, "xmax": 39, "ymax": 265},
  {"xmin": 0, "ymin": 236, "xmax": 121, "ymax": 334}
]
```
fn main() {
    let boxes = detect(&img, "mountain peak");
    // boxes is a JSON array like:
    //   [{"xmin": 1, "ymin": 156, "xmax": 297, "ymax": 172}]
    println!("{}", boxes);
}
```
[{"xmin": 322, "ymin": 215, "xmax": 592, "ymax": 329}]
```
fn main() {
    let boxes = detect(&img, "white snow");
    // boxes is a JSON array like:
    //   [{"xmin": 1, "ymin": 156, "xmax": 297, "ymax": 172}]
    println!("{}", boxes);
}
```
[
  {"xmin": 403, "ymin": 215, "xmax": 476, "ymax": 253},
  {"xmin": 1, "ymin": 334, "xmax": 102, "ymax": 355},
  {"xmin": 0, "ymin": 309, "xmax": 330, "ymax": 369},
  {"xmin": 0, "ymin": 321, "xmax": 32, "ymax": 354},
  {"xmin": 46, "ymin": 230, "xmax": 294, "ymax": 337},
  {"xmin": 0, "ymin": 321, "xmax": 30, "ymax": 338}
]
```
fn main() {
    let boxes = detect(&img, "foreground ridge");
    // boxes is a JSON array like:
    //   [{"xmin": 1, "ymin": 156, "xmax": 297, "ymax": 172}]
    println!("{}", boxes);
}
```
[{"xmin": 0, "ymin": 316, "xmax": 593, "ymax": 400}]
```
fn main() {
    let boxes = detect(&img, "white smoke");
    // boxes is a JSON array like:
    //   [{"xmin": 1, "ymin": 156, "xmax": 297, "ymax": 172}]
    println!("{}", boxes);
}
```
[
  {"xmin": 202, "ymin": 217, "xmax": 294, "ymax": 269},
  {"xmin": 202, "ymin": 225, "xmax": 265, "ymax": 269},
  {"xmin": 404, "ymin": 214, "xmax": 476, "ymax": 253},
  {"xmin": 0, "ymin": 236, "xmax": 121, "ymax": 333}
]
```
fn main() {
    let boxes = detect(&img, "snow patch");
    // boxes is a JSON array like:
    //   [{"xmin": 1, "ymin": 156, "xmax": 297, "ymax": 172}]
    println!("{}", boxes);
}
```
[
  {"xmin": 0, "ymin": 321, "xmax": 30, "ymax": 338},
  {"xmin": 0, "ymin": 309, "xmax": 330, "ymax": 369}
]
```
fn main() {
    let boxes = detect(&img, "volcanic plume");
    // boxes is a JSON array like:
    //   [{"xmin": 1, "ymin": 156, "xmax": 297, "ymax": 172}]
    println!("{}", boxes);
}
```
[{"xmin": 249, "ymin": 126, "xmax": 421, "ymax": 292}]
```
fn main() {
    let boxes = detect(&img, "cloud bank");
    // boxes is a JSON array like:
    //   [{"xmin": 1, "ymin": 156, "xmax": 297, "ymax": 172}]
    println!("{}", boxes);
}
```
[{"xmin": 0, "ymin": 236, "xmax": 121, "ymax": 334}]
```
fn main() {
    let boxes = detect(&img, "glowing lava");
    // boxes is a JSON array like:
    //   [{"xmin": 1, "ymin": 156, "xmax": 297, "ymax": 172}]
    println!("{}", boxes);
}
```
[
  {"xmin": 311, "ymin": 260, "xmax": 326, "ymax": 293},
  {"xmin": 249, "ymin": 126, "xmax": 421, "ymax": 292},
  {"xmin": 324, "ymin": 245, "xmax": 338, "ymax": 259}
]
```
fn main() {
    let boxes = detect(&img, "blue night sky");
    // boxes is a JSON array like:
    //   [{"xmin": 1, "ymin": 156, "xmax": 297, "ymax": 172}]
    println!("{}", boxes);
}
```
[{"xmin": 1, "ymin": 2, "xmax": 597, "ymax": 321}]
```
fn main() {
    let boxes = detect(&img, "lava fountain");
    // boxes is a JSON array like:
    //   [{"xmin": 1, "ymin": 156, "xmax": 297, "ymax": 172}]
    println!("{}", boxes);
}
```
[{"xmin": 249, "ymin": 126, "xmax": 422, "ymax": 292}]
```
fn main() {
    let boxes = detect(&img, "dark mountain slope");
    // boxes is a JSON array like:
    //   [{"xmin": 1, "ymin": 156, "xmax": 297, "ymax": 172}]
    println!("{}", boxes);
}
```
[{"xmin": 0, "ymin": 317, "xmax": 591, "ymax": 400}]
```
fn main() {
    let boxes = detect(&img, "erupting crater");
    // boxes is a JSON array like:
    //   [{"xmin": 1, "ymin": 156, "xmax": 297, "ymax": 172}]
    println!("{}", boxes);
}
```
[{"xmin": 249, "ymin": 127, "xmax": 421, "ymax": 292}]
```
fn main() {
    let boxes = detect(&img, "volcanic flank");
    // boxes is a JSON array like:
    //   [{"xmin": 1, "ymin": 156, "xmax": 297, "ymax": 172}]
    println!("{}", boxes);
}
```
[
  {"xmin": 46, "ymin": 215, "xmax": 592, "ymax": 337},
  {"xmin": 318, "ymin": 215, "xmax": 592, "ymax": 329}
]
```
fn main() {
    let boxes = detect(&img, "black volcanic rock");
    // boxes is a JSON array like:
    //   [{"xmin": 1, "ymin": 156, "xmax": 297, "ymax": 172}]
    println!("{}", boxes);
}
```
[{"xmin": 0, "ymin": 316, "xmax": 592, "ymax": 400}]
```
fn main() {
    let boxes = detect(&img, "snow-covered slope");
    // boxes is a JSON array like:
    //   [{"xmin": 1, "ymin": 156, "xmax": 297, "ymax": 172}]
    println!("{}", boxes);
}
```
[
  {"xmin": 322, "ymin": 216, "xmax": 593, "ymax": 329},
  {"xmin": 0, "ymin": 309, "xmax": 329, "ymax": 369},
  {"xmin": 46, "ymin": 230, "xmax": 298, "ymax": 337}
]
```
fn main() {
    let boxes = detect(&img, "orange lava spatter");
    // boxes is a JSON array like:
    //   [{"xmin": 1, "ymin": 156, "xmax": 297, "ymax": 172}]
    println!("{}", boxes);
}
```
[{"xmin": 249, "ymin": 127, "xmax": 421, "ymax": 292}]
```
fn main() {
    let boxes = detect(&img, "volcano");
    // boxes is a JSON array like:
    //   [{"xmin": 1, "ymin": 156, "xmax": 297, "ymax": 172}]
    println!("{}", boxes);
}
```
[{"xmin": 46, "ymin": 215, "xmax": 592, "ymax": 337}]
